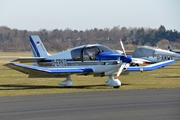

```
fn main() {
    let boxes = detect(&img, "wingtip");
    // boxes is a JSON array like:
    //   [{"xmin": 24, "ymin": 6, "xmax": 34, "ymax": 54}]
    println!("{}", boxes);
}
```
[{"xmin": 119, "ymin": 38, "xmax": 122, "ymax": 42}]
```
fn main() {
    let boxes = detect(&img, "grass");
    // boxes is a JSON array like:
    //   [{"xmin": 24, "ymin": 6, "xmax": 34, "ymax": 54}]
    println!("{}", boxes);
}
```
[{"xmin": 0, "ymin": 52, "xmax": 180, "ymax": 97}]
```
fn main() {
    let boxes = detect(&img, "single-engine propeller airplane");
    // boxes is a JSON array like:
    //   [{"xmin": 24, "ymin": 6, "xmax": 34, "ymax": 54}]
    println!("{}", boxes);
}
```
[{"xmin": 4, "ymin": 35, "xmax": 176, "ymax": 88}]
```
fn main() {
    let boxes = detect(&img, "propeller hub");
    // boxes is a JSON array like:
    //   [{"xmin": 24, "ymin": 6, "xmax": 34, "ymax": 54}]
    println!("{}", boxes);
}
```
[{"xmin": 121, "ymin": 55, "xmax": 132, "ymax": 63}]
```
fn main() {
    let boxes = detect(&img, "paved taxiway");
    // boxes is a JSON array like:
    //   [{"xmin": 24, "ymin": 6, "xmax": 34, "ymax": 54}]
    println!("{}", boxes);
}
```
[{"xmin": 0, "ymin": 88, "xmax": 179, "ymax": 120}]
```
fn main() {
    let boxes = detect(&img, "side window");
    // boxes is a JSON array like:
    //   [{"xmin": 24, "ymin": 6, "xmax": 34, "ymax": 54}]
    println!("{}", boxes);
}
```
[
  {"xmin": 83, "ymin": 47, "xmax": 100, "ymax": 61},
  {"xmin": 71, "ymin": 48, "xmax": 82, "ymax": 61}
]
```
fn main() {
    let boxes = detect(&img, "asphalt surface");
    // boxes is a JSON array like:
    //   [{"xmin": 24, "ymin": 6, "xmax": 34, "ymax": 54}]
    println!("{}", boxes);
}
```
[{"xmin": 0, "ymin": 88, "xmax": 180, "ymax": 120}]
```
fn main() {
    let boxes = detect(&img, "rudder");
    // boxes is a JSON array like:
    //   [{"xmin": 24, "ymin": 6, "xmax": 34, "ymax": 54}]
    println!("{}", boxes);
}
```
[
  {"xmin": 30, "ymin": 35, "xmax": 49, "ymax": 57},
  {"xmin": 168, "ymin": 45, "xmax": 173, "ymax": 52}
]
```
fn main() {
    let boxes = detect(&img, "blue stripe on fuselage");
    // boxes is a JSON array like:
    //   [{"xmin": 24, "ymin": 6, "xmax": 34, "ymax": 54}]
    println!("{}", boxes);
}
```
[
  {"xmin": 40, "ymin": 60, "xmax": 52, "ymax": 62},
  {"xmin": 30, "ymin": 36, "xmax": 40, "ymax": 57}
]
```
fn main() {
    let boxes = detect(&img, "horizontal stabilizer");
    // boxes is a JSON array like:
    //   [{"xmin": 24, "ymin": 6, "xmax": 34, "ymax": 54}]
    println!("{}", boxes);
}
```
[
  {"xmin": 11, "ymin": 57, "xmax": 45, "ymax": 63},
  {"xmin": 125, "ymin": 60, "xmax": 175, "ymax": 72}
]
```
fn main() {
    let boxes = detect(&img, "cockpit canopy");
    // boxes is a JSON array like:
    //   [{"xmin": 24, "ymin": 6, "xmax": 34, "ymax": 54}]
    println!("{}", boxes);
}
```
[
  {"xmin": 132, "ymin": 46, "xmax": 155, "ymax": 58},
  {"xmin": 71, "ymin": 44, "xmax": 115, "ymax": 61}
]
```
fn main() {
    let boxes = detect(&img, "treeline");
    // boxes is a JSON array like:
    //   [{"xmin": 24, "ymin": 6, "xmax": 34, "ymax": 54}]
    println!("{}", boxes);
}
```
[{"xmin": 0, "ymin": 25, "xmax": 180, "ymax": 52}]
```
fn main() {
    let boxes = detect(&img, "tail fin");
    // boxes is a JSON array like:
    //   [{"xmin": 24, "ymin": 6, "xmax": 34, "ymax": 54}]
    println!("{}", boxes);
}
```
[
  {"xmin": 168, "ymin": 45, "xmax": 173, "ymax": 52},
  {"xmin": 30, "ymin": 35, "xmax": 50, "ymax": 57}
]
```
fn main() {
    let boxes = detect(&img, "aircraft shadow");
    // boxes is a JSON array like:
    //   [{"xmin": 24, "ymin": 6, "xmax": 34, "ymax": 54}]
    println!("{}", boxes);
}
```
[
  {"xmin": 0, "ymin": 84, "xmax": 61, "ymax": 90},
  {"xmin": 0, "ymin": 83, "xmax": 130, "ymax": 90}
]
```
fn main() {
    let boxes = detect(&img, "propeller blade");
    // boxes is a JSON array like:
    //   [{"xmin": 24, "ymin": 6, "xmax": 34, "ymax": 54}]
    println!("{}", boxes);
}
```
[
  {"xmin": 124, "ymin": 63, "xmax": 130, "ymax": 68},
  {"xmin": 115, "ymin": 38, "xmax": 131, "ymax": 79},
  {"xmin": 116, "ymin": 63, "xmax": 126, "ymax": 79},
  {"xmin": 120, "ymin": 38, "xmax": 126, "ymax": 57}
]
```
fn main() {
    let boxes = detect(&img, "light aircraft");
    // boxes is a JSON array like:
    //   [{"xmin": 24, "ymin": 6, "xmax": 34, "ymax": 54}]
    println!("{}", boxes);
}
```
[
  {"xmin": 115, "ymin": 45, "xmax": 180, "ymax": 66},
  {"xmin": 4, "ymin": 35, "xmax": 176, "ymax": 88}
]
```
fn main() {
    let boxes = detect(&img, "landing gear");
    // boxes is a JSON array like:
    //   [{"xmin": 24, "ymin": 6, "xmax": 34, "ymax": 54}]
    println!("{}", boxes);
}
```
[
  {"xmin": 106, "ymin": 76, "xmax": 121, "ymax": 88},
  {"xmin": 130, "ymin": 63, "xmax": 139, "ymax": 66},
  {"xmin": 58, "ymin": 75, "xmax": 73, "ymax": 87},
  {"xmin": 58, "ymin": 75, "xmax": 121, "ymax": 88}
]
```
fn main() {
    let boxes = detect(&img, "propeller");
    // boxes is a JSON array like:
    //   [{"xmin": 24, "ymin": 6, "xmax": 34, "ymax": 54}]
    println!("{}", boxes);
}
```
[
  {"xmin": 115, "ymin": 38, "xmax": 131, "ymax": 78},
  {"xmin": 115, "ymin": 38, "xmax": 148, "ymax": 78}
]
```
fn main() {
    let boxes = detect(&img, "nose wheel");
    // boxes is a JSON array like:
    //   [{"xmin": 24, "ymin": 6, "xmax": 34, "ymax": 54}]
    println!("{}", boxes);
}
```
[{"xmin": 106, "ymin": 76, "xmax": 121, "ymax": 88}]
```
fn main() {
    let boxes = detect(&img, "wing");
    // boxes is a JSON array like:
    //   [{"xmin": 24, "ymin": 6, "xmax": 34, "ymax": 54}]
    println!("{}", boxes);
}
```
[
  {"xmin": 4, "ymin": 63, "xmax": 94, "ymax": 78},
  {"xmin": 125, "ymin": 60, "xmax": 175, "ymax": 72},
  {"xmin": 11, "ymin": 57, "xmax": 45, "ymax": 63}
]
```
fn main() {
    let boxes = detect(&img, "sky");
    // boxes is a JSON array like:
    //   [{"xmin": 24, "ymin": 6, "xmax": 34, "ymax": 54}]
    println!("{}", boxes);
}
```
[{"xmin": 0, "ymin": 0, "xmax": 180, "ymax": 31}]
